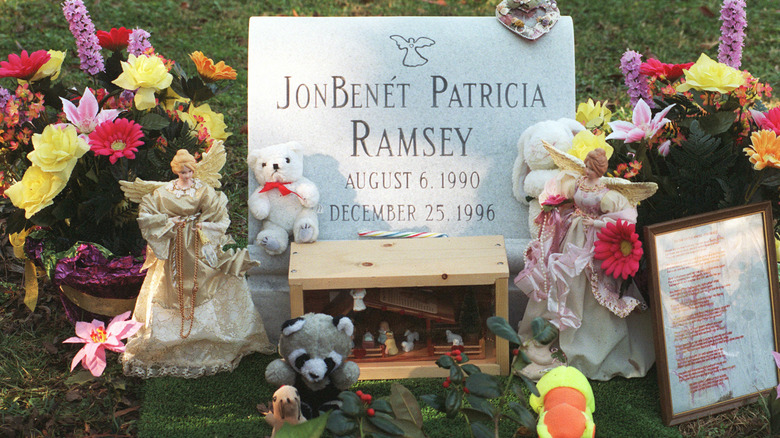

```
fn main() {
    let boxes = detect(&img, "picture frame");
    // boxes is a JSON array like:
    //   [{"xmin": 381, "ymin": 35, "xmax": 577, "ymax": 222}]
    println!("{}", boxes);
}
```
[{"xmin": 644, "ymin": 201, "xmax": 780, "ymax": 426}]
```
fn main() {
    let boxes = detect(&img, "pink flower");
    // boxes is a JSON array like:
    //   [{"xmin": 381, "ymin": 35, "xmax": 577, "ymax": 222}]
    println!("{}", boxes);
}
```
[
  {"xmin": 606, "ymin": 99, "xmax": 676, "ymax": 144},
  {"xmin": 541, "ymin": 194, "xmax": 567, "ymax": 206},
  {"xmin": 593, "ymin": 220, "xmax": 643, "ymax": 280},
  {"xmin": 0, "ymin": 50, "xmax": 51, "ymax": 81},
  {"xmin": 751, "ymin": 107, "xmax": 780, "ymax": 135},
  {"xmin": 63, "ymin": 311, "xmax": 142, "ymax": 377},
  {"xmin": 639, "ymin": 58, "xmax": 694, "ymax": 82},
  {"xmin": 89, "ymin": 118, "xmax": 145, "ymax": 164},
  {"xmin": 61, "ymin": 88, "xmax": 122, "ymax": 136}
]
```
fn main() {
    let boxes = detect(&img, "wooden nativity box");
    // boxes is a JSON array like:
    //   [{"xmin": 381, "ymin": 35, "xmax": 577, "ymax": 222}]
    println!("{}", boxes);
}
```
[{"xmin": 288, "ymin": 235, "xmax": 509, "ymax": 380}]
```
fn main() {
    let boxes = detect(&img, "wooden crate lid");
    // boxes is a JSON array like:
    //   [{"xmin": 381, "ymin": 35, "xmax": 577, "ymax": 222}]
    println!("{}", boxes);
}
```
[{"xmin": 289, "ymin": 235, "xmax": 508, "ymax": 289}]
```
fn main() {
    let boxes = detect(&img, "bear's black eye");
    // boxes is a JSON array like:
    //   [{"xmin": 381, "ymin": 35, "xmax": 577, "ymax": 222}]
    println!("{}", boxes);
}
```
[
  {"xmin": 294, "ymin": 353, "xmax": 310, "ymax": 371},
  {"xmin": 273, "ymin": 396, "xmax": 277, "ymax": 402},
  {"xmin": 285, "ymin": 157, "xmax": 290, "ymax": 164},
  {"xmin": 262, "ymin": 162, "xmax": 267, "ymax": 167}
]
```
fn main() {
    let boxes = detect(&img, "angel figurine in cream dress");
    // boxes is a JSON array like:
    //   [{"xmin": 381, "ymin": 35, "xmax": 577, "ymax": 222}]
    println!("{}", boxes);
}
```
[
  {"xmin": 515, "ymin": 143, "xmax": 657, "ymax": 381},
  {"xmin": 120, "ymin": 144, "xmax": 273, "ymax": 378}
]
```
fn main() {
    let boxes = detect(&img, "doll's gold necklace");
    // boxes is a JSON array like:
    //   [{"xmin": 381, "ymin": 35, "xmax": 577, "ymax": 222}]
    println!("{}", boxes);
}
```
[{"xmin": 175, "ymin": 221, "xmax": 200, "ymax": 338}]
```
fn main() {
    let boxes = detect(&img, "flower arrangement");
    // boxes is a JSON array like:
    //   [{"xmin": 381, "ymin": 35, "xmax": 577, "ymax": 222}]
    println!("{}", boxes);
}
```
[
  {"xmin": 576, "ymin": 0, "xmax": 776, "ymax": 234},
  {"xmin": 0, "ymin": 0, "xmax": 236, "ymax": 310}
]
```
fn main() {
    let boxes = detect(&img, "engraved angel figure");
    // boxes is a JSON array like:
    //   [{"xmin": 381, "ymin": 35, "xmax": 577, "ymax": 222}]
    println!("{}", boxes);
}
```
[
  {"xmin": 515, "ymin": 142, "xmax": 658, "ymax": 381},
  {"xmin": 390, "ymin": 35, "xmax": 435, "ymax": 67},
  {"xmin": 118, "ymin": 141, "xmax": 273, "ymax": 378}
]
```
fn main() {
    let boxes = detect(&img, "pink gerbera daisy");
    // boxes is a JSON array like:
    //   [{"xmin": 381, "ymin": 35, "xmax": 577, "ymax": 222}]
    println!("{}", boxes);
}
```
[
  {"xmin": 88, "ymin": 118, "xmax": 144, "ymax": 164},
  {"xmin": 593, "ymin": 220, "xmax": 643, "ymax": 280},
  {"xmin": 0, "ymin": 50, "xmax": 51, "ymax": 81}
]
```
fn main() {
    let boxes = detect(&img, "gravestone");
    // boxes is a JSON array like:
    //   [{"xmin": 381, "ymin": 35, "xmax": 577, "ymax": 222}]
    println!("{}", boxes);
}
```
[{"xmin": 247, "ymin": 16, "xmax": 576, "ymax": 338}]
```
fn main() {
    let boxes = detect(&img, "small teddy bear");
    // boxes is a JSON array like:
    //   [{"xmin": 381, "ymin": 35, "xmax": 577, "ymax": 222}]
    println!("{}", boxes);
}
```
[
  {"xmin": 511, "ymin": 118, "xmax": 583, "ymax": 234},
  {"xmin": 265, "ymin": 313, "xmax": 360, "ymax": 416},
  {"xmin": 264, "ymin": 385, "xmax": 307, "ymax": 438},
  {"xmin": 248, "ymin": 141, "xmax": 320, "ymax": 255}
]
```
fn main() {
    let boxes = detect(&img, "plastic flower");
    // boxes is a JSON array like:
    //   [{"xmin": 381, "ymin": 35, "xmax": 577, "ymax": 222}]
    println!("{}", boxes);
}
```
[
  {"xmin": 28, "ymin": 124, "xmax": 90, "ymax": 174},
  {"xmin": 97, "ymin": 27, "xmax": 132, "ymax": 51},
  {"xmin": 112, "ymin": 54, "xmax": 173, "ymax": 110},
  {"xmin": 593, "ymin": 220, "xmax": 643, "ymax": 280},
  {"xmin": 568, "ymin": 130, "xmax": 613, "ymax": 161},
  {"xmin": 28, "ymin": 50, "xmax": 66, "ymax": 82},
  {"xmin": 620, "ymin": 50, "xmax": 653, "ymax": 108},
  {"xmin": 179, "ymin": 103, "xmax": 231, "ymax": 140},
  {"xmin": 773, "ymin": 351, "xmax": 780, "ymax": 399},
  {"xmin": 127, "ymin": 28, "xmax": 152, "ymax": 57},
  {"xmin": 676, "ymin": 53, "xmax": 746, "ymax": 94},
  {"xmin": 541, "ymin": 194, "xmax": 567, "ymax": 207},
  {"xmin": 576, "ymin": 99, "xmax": 612, "ymax": 130},
  {"xmin": 606, "ymin": 99, "xmax": 675, "ymax": 143},
  {"xmin": 639, "ymin": 58, "xmax": 694, "ymax": 82},
  {"xmin": 0, "ymin": 50, "xmax": 51, "ymax": 81},
  {"xmin": 89, "ymin": 118, "xmax": 145, "ymax": 164},
  {"xmin": 750, "ymin": 107, "xmax": 780, "ymax": 135},
  {"xmin": 743, "ymin": 130, "xmax": 780, "ymax": 171},
  {"xmin": 61, "ymin": 88, "xmax": 122, "ymax": 136},
  {"xmin": 63, "ymin": 311, "xmax": 142, "ymax": 377},
  {"xmin": 717, "ymin": 0, "xmax": 746, "ymax": 69},
  {"xmin": 189, "ymin": 51, "xmax": 237, "ymax": 82},
  {"xmin": 62, "ymin": 0, "xmax": 105, "ymax": 75},
  {"xmin": 5, "ymin": 166, "xmax": 68, "ymax": 218}
]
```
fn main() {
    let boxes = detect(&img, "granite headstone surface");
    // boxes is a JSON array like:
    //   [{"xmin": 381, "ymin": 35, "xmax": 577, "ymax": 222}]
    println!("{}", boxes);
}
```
[{"xmin": 247, "ymin": 16, "xmax": 576, "ymax": 338}]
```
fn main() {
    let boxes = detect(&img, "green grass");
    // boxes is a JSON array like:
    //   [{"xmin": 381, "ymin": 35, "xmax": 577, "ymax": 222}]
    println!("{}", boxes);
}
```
[{"xmin": 1, "ymin": 0, "xmax": 779, "ymax": 437}]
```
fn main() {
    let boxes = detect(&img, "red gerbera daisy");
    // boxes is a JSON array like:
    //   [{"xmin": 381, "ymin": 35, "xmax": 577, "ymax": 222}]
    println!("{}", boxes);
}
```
[
  {"xmin": 593, "ymin": 220, "xmax": 643, "ymax": 280},
  {"xmin": 89, "ymin": 118, "xmax": 144, "ymax": 164},
  {"xmin": 639, "ymin": 58, "xmax": 695, "ymax": 82},
  {"xmin": 97, "ymin": 27, "xmax": 132, "ymax": 52},
  {"xmin": 0, "ymin": 50, "xmax": 51, "ymax": 81}
]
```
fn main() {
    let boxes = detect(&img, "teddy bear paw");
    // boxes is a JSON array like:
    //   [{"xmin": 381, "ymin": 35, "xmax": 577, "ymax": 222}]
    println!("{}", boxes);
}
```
[
  {"xmin": 259, "ymin": 235, "xmax": 282, "ymax": 253},
  {"xmin": 297, "ymin": 223, "xmax": 315, "ymax": 243}
]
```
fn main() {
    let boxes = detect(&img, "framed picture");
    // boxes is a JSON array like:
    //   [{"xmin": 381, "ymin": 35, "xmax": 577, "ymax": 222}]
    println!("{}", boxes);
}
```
[{"xmin": 645, "ymin": 202, "xmax": 780, "ymax": 426}]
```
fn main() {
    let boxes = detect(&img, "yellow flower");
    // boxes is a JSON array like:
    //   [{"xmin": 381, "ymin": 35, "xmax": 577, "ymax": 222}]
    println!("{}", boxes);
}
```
[
  {"xmin": 179, "ymin": 103, "xmax": 231, "ymax": 141},
  {"xmin": 676, "ymin": 53, "xmax": 746, "ymax": 94},
  {"xmin": 5, "ymin": 166, "xmax": 68, "ymax": 219},
  {"xmin": 576, "ymin": 99, "xmax": 612, "ymax": 130},
  {"xmin": 161, "ymin": 87, "xmax": 190, "ymax": 112},
  {"xmin": 743, "ymin": 130, "xmax": 780, "ymax": 170},
  {"xmin": 112, "ymin": 54, "xmax": 174, "ymax": 110},
  {"xmin": 569, "ymin": 130, "xmax": 613, "ymax": 161},
  {"xmin": 189, "ymin": 51, "xmax": 237, "ymax": 82},
  {"xmin": 9, "ymin": 228, "xmax": 32, "ymax": 260},
  {"xmin": 27, "ymin": 124, "xmax": 89, "ymax": 175},
  {"xmin": 29, "ymin": 50, "xmax": 66, "ymax": 82}
]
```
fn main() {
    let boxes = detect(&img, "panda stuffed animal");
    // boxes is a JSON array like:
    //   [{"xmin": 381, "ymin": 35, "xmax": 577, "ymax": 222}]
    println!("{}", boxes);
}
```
[{"xmin": 265, "ymin": 313, "xmax": 360, "ymax": 416}]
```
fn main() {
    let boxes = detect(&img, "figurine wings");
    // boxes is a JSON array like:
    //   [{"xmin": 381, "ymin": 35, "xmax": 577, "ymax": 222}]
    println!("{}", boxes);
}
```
[
  {"xmin": 119, "ymin": 140, "xmax": 226, "ymax": 203},
  {"xmin": 542, "ymin": 141, "xmax": 658, "ymax": 206}
]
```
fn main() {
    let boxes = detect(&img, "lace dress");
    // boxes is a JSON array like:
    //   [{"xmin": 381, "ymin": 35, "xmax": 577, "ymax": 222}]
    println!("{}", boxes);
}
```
[
  {"xmin": 515, "ymin": 173, "xmax": 655, "ymax": 380},
  {"xmin": 121, "ymin": 179, "xmax": 274, "ymax": 378}
]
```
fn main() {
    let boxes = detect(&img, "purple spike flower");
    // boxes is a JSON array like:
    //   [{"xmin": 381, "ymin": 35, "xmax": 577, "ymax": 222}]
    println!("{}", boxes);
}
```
[
  {"xmin": 718, "ymin": 0, "xmax": 747, "ymax": 69},
  {"xmin": 620, "ymin": 50, "xmax": 654, "ymax": 108},
  {"xmin": 62, "ymin": 0, "xmax": 105, "ymax": 75},
  {"xmin": 0, "ymin": 87, "xmax": 10, "ymax": 110},
  {"xmin": 128, "ymin": 29, "xmax": 152, "ymax": 57}
]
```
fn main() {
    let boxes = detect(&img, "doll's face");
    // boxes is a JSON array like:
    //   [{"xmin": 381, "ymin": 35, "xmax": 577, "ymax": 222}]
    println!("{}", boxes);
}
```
[
  {"xmin": 585, "ymin": 166, "xmax": 600, "ymax": 180},
  {"xmin": 177, "ymin": 166, "xmax": 194, "ymax": 184}
]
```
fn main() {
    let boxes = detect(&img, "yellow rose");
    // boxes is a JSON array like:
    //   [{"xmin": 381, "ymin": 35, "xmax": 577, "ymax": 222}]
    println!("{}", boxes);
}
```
[
  {"xmin": 29, "ymin": 50, "xmax": 66, "ymax": 82},
  {"xmin": 569, "ymin": 130, "xmax": 614, "ymax": 161},
  {"xmin": 676, "ymin": 53, "xmax": 746, "ymax": 94},
  {"xmin": 9, "ymin": 228, "xmax": 32, "ymax": 259},
  {"xmin": 576, "ymin": 99, "xmax": 612, "ymax": 130},
  {"xmin": 179, "ymin": 103, "xmax": 231, "ymax": 141},
  {"xmin": 5, "ymin": 166, "xmax": 68, "ymax": 219},
  {"xmin": 112, "ymin": 54, "xmax": 173, "ymax": 110},
  {"xmin": 27, "ymin": 124, "xmax": 89, "ymax": 175},
  {"xmin": 161, "ymin": 87, "xmax": 190, "ymax": 112}
]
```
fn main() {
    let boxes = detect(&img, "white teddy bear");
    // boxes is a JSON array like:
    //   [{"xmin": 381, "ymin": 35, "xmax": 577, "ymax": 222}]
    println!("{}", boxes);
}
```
[
  {"xmin": 248, "ymin": 141, "xmax": 319, "ymax": 255},
  {"xmin": 511, "ymin": 118, "xmax": 584, "ymax": 234}
]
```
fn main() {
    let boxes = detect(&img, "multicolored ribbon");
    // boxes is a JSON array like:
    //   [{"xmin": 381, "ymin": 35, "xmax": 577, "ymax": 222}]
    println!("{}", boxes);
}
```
[{"xmin": 358, "ymin": 231, "xmax": 448, "ymax": 238}]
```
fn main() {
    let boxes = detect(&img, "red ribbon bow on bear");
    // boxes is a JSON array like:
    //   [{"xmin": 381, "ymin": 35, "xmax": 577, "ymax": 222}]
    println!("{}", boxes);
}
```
[{"xmin": 259, "ymin": 181, "xmax": 302, "ymax": 199}]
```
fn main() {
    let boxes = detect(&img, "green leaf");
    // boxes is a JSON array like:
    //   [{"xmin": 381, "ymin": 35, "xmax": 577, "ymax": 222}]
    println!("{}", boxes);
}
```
[
  {"xmin": 436, "ymin": 355, "xmax": 454, "ymax": 369},
  {"xmin": 420, "ymin": 394, "xmax": 444, "ymax": 412},
  {"xmin": 512, "ymin": 351, "xmax": 530, "ymax": 372},
  {"xmin": 278, "ymin": 413, "xmax": 329, "ymax": 438},
  {"xmin": 466, "ymin": 394, "xmax": 496, "ymax": 418},
  {"xmin": 531, "ymin": 317, "xmax": 558, "ymax": 344},
  {"xmin": 698, "ymin": 111, "xmax": 738, "ymax": 136},
  {"xmin": 510, "ymin": 402, "xmax": 538, "ymax": 430},
  {"xmin": 389, "ymin": 383, "xmax": 424, "ymax": 428},
  {"xmin": 449, "ymin": 363, "xmax": 464, "ymax": 384},
  {"xmin": 486, "ymin": 316, "xmax": 521, "ymax": 344},
  {"xmin": 465, "ymin": 373, "xmax": 501, "ymax": 399},
  {"xmin": 367, "ymin": 414, "xmax": 405, "ymax": 436},
  {"xmin": 65, "ymin": 370, "xmax": 97, "ymax": 386},
  {"xmin": 326, "ymin": 411, "xmax": 357, "ymax": 436},
  {"xmin": 470, "ymin": 422, "xmax": 494, "ymax": 438},
  {"xmin": 444, "ymin": 388, "xmax": 462, "ymax": 416},
  {"xmin": 520, "ymin": 374, "xmax": 540, "ymax": 397},
  {"xmin": 385, "ymin": 419, "xmax": 426, "ymax": 438},
  {"xmin": 338, "ymin": 391, "xmax": 363, "ymax": 417},
  {"xmin": 140, "ymin": 113, "xmax": 172, "ymax": 131},
  {"xmin": 460, "ymin": 407, "xmax": 493, "ymax": 424},
  {"xmin": 461, "ymin": 364, "xmax": 482, "ymax": 376},
  {"xmin": 371, "ymin": 399, "xmax": 393, "ymax": 414}
]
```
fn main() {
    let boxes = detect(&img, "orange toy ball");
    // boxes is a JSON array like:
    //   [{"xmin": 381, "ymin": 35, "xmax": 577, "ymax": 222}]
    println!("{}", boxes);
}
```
[{"xmin": 544, "ymin": 404, "xmax": 586, "ymax": 438}]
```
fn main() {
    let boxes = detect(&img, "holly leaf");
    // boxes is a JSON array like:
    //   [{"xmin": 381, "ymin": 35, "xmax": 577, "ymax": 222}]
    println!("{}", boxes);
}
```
[
  {"xmin": 531, "ymin": 317, "xmax": 558, "ymax": 344},
  {"xmin": 326, "ymin": 410, "xmax": 357, "ymax": 436},
  {"xmin": 371, "ymin": 399, "xmax": 393, "ymax": 414},
  {"xmin": 338, "ymin": 391, "xmax": 363, "ymax": 416},
  {"xmin": 444, "ymin": 388, "xmax": 462, "ymax": 417},
  {"xmin": 277, "ymin": 413, "xmax": 329, "ymax": 438},
  {"xmin": 436, "ymin": 355, "xmax": 454, "ymax": 369},
  {"xmin": 461, "ymin": 364, "xmax": 482, "ymax": 376},
  {"xmin": 464, "ymin": 373, "xmax": 501, "ymax": 399},
  {"xmin": 449, "ymin": 364, "xmax": 464, "ymax": 384},
  {"xmin": 366, "ymin": 413, "xmax": 405, "ymax": 437},
  {"xmin": 510, "ymin": 402, "xmax": 538, "ymax": 430},
  {"xmin": 389, "ymin": 383, "xmax": 423, "ymax": 428},
  {"xmin": 470, "ymin": 422, "xmax": 494, "ymax": 438},
  {"xmin": 486, "ymin": 316, "xmax": 521, "ymax": 344},
  {"xmin": 420, "ymin": 394, "xmax": 444, "ymax": 412}
]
